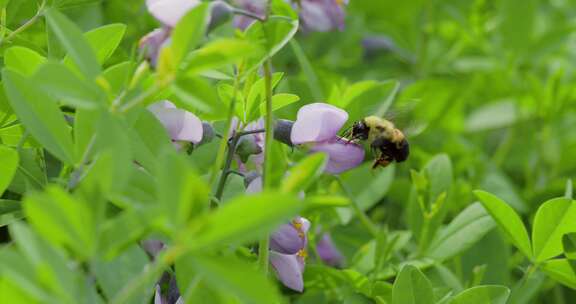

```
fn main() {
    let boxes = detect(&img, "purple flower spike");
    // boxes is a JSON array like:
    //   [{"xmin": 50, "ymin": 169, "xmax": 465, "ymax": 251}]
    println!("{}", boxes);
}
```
[
  {"xmin": 310, "ymin": 138, "xmax": 364, "ymax": 174},
  {"xmin": 291, "ymin": 103, "xmax": 348, "ymax": 145},
  {"xmin": 270, "ymin": 251, "xmax": 306, "ymax": 292},
  {"xmin": 146, "ymin": 0, "xmax": 202, "ymax": 28},
  {"xmin": 148, "ymin": 101, "xmax": 203, "ymax": 144},
  {"xmin": 316, "ymin": 233, "xmax": 344, "ymax": 267},
  {"xmin": 298, "ymin": 0, "xmax": 348, "ymax": 32}
]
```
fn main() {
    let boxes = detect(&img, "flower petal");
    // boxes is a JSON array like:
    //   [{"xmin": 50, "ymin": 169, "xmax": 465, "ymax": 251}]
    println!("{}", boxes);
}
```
[
  {"xmin": 176, "ymin": 111, "xmax": 203, "ymax": 144},
  {"xmin": 316, "ymin": 233, "xmax": 344, "ymax": 267},
  {"xmin": 271, "ymin": 223, "xmax": 305, "ymax": 254},
  {"xmin": 270, "ymin": 252, "xmax": 304, "ymax": 292},
  {"xmin": 246, "ymin": 176, "xmax": 262, "ymax": 193},
  {"xmin": 310, "ymin": 138, "xmax": 364, "ymax": 174},
  {"xmin": 147, "ymin": 0, "xmax": 201, "ymax": 27},
  {"xmin": 139, "ymin": 28, "xmax": 170, "ymax": 67},
  {"xmin": 291, "ymin": 103, "xmax": 348, "ymax": 144},
  {"xmin": 148, "ymin": 101, "xmax": 203, "ymax": 144},
  {"xmin": 299, "ymin": 0, "xmax": 347, "ymax": 32}
]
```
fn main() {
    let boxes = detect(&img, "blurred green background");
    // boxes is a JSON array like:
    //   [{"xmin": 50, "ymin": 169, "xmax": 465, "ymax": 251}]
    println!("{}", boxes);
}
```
[{"xmin": 3, "ymin": 0, "xmax": 576, "ymax": 302}]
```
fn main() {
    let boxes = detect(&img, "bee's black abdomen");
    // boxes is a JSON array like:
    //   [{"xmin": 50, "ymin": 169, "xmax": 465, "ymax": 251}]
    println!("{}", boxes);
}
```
[
  {"xmin": 372, "ymin": 137, "xmax": 409, "ymax": 163},
  {"xmin": 394, "ymin": 139, "xmax": 409, "ymax": 162}
]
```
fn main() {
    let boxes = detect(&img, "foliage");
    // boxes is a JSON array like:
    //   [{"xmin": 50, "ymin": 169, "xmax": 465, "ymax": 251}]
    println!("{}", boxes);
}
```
[{"xmin": 0, "ymin": 0, "xmax": 575, "ymax": 303}]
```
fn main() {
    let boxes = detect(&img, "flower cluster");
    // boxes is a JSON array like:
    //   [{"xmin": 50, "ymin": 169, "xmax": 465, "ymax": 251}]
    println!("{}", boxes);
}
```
[{"xmin": 141, "ymin": 0, "xmax": 350, "ymax": 65}]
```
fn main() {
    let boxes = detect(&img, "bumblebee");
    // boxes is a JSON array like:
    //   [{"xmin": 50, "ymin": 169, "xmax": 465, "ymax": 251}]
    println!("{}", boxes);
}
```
[{"xmin": 346, "ymin": 116, "xmax": 409, "ymax": 169}]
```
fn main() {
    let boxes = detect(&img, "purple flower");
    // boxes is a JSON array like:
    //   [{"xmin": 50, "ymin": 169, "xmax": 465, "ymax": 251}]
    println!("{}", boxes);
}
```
[
  {"xmin": 139, "ymin": 28, "xmax": 171, "ymax": 67},
  {"xmin": 296, "ymin": 0, "xmax": 348, "ymax": 32},
  {"xmin": 148, "ymin": 101, "xmax": 203, "ymax": 144},
  {"xmin": 316, "ymin": 233, "xmax": 344, "ymax": 267},
  {"xmin": 245, "ymin": 178, "xmax": 310, "ymax": 292},
  {"xmin": 270, "ymin": 217, "xmax": 310, "ymax": 292},
  {"xmin": 291, "ymin": 103, "xmax": 364, "ymax": 174},
  {"xmin": 146, "ymin": 0, "xmax": 202, "ymax": 28}
]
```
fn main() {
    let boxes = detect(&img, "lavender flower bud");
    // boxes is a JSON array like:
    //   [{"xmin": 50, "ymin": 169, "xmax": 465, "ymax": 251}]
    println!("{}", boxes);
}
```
[{"xmin": 208, "ymin": 1, "xmax": 233, "ymax": 31}]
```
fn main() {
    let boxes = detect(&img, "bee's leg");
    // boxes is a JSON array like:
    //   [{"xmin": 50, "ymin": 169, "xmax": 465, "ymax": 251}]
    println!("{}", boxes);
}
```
[{"xmin": 372, "ymin": 152, "xmax": 392, "ymax": 169}]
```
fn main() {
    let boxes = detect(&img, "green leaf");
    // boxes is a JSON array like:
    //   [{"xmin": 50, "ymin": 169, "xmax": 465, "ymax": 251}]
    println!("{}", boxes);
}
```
[
  {"xmin": 73, "ymin": 23, "xmax": 126, "ymax": 65},
  {"xmin": 305, "ymin": 195, "xmax": 350, "ymax": 210},
  {"xmin": 281, "ymin": 153, "xmax": 327, "ymax": 193},
  {"xmin": 4, "ymin": 46, "xmax": 46, "ymax": 76},
  {"xmin": 171, "ymin": 76, "xmax": 222, "ymax": 114},
  {"xmin": 128, "ymin": 109, "xmax": 173, "ymax": 173},
  {"xmin": 563, "ymin": 233, "xmax": 576, "ymax": 260},
  {"xmin": 187, "ymin": 192, "xmax": 302, "ymax": 250},
  {"xmin": 44, "ymin": 8, "xmax": 101, "ymax": 79},
  {"xmin": 157, "ymin": 150, "xmax": 209, "ymax": 230},
  {"xmin": 541, "ymin": 259, "xmax": 576, "ymax": 289},
  {"xmin": 33, "ymin": 62, "xmax": 104, "ymax": 109},
  {"xmin": 392, "ymin": 265, "xmax": 434, "ymax": 304},
  {"xmin": 532, "ymin": 198, "xmax": 576, "ymax": 262},
  {"xmin": 177, "ymin": 254, "xmax": 281, "ymax": 304},
  {"xmin": 427, "ymin": 203, "xmax": 496, "ymax": 261},
  {"xmin": 0, "ymin": 145, "xmax": 18, "ymax": 195},
  {"xmin": 450, "ymin": 285, "xmax": 510, "ymax": 304},
  {"xmin": 2, "ymin": 69, "xmax": 75, "ymax": 163},
  {"xmin": 465, "ymin": 101, "xmax": 517, "ymax": 132},
  {"xmin": 244, "ymin": 16, "xmax": 298, "ymax": 73},
  {"xmin": 258, "ymin": 93, "xmax": 300, "ymax": 115},
  {"xmin": 474, "ymin": 190, "xmax": 532, "ymax": 259},
  {"xmin": 23, "ymin": 186, "xmax": 96, "ymax": 260},
  {"xmin": 185, "ymin": 38, "xmax": 258, "ymax": 75},
  {"xmin": 170, "ymin": 3, "xmax": 210, "ymax": 67},
  {"xmin": 94, "ymin": 245, "xmax": 150, "ymax": 304},
  {"xmin": 340, "ymin": 162, "xmax": 395, "ymax": 212}
]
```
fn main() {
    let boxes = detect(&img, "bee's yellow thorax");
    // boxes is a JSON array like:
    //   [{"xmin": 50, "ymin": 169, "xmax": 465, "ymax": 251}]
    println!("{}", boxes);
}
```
[{"xmin": 364, "ymin": 116, "xmax": 395, "ymax": 142}]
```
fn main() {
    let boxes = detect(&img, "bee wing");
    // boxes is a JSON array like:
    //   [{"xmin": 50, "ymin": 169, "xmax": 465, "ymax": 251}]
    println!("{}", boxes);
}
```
[{"xmin": 380, "ymin": 100, "xmax": 420, "ymax": 136}]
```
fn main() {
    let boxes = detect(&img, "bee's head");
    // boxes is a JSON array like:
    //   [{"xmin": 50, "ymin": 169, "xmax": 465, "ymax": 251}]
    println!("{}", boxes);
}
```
[{"xmin": 351, "ymin": 120, "xmax": 370, "ymax": 140}]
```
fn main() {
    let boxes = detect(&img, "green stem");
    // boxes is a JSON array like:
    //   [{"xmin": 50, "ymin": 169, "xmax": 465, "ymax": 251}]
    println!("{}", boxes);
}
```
[
  {"xmin": 0, "ymin": 0, "xmax": 46, "ymax": 46},
  {"xmin": 117, "ymin": 84, "xmax": 162, "ymax": 113},
  {"xmin": 208, "ymin": 74, "xmax": 240, "ymax": 198},
  {"xmin": 213, "ymin": 129, "xmax": 265, "ymax": 202},
  {"xmin": 257, "ymin": 59, "xmax": 274, "ymax": 274},
  {"xmin": 335, "ymin": 176, "xmax": 379, "ymax": 237}
]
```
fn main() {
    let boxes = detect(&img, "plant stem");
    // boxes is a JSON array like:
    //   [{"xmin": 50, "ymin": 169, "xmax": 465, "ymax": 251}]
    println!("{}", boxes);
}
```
[
  {"xmin": 209, "ymin": 73, "xmax": 240, "ymax": 202},
  {"xmin": 257, "ymin": 59, "xmax": 274, "ymax": 274},
  {"xmin": 213, "ymin": 128, "xmax": 267, "ymax": 203},
  {"xmin": 0, "ymin": 0, "xmax": 46, "ymax": 46},
  {"xmin": 335, "ymin": 176, "xmax": 379, "ymax": 237}
]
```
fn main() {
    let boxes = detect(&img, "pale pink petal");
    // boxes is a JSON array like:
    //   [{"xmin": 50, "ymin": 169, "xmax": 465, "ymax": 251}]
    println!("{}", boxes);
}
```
[
  {"xmin": 148, "ymin": 101, "xmax": 203, "ymax": 144},
  {"xmin": 147, "ymin": 0, "xmax": 202, "ymax": 27},
  {"xmin": 310, "ymin": 138, "xmax": 364, "ymax": 174},
  {"xmin": 175, "ymin": 111, "xmax": 203, "ymax": 144},
  {"xmin": 291, "ymin": 103, "xmax": 348, "ymax": 144}
]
